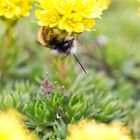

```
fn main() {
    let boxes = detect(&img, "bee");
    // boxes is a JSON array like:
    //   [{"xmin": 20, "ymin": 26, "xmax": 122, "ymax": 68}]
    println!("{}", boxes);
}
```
[
  {"xmin": 37, "ymin": 26, "xmax": 78, "ymax": 55},
  {"xmin": 37, "ymin": 26, "xmax": 87, "ymax": 73}
]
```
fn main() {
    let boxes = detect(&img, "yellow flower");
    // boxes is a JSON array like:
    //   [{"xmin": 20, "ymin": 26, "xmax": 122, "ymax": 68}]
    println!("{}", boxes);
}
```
[
  {"xmin": 35, "ymin": 0, "xmax": 111, "ymax": 33},
  {"xmin": 74, "ymin": 0, "xmax": 100, "ymax": 18},
  {"xmin": 0, "ymin": 0, "xmax": 32, "ymax": 19},
  {"xmin": 36, "ymin": 9, "xmax": 61, "ymax": 27},
  {"xmin": 36, "ymin": 0, "xmax": 55, "ymax": 10},
  {"xmin": 0, "ymin": 110, "xmax": 38, "ymax": 140},
  {"xmin": 66, "ymin": 119, "xmax": 134, "ymax": 140},
  {"xmin": 54, "ymin": 0, "xmax": 74, "ymax": 15},
  {"xmin": 59, "ymin": 14, "xmax": 96, "ymax": 32},
  {"xmin": 82, "ymin": 19, "xmax": 96, "ymax": 31},
  {"xmin": 97, "ymin": 0, "xmax": 111, "ymax": 10},
  {"xmin": 59, "ymin": 13, "xmax": 84, "ymax": 32}
]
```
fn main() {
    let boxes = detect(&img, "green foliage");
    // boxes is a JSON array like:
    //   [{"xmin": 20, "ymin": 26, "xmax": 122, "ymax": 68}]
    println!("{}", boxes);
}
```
[
  {"xmin": 0, "ymin": 81, "xmax": 39, "ymax": 110},
  {"xmin": 0, "ymin": 71, "xmax": 135, "ymax": 139},
  {"xmin": 0, "ymin": 18, "xmax": 44, "ymax": 84}
]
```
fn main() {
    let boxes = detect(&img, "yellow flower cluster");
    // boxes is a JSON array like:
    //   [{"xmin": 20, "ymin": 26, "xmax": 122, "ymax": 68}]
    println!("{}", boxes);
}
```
[
  {"xmin": 66, "ymin": 119, "xmax": 134, "ymax": 140},
  {"xmin": 0, "ymin": 110, "xmax": 38, "ymax": 140},
  {"xmin": 0, "ymin": 0, "xmax": 32, "ymax": 19},
  {"xmin": 35, "ymin": 0, "xmax": 111, "ymax": 33}
]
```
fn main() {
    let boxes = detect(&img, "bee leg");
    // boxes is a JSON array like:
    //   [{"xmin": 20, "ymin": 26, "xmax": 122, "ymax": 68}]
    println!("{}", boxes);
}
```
[
  {"xmin": 36, "ymin": 40, "xmax": 41, "ymax": 45},
  {"xmin": 61, "ymin": 54, "xmax": 69, "ymax": 60}
]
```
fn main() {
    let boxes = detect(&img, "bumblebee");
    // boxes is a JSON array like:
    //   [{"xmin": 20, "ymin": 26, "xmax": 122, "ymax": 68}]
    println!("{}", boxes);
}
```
[
  {"xmin": 38, "ymin": 26, "xmax": 78, "ymax": 55},
  {"xmin": 37, "ymin": 26, "xmax": 87, "ymax": 73}
]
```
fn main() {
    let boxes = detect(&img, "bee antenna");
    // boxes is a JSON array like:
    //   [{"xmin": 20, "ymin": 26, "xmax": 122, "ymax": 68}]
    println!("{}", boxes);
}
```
[{"xmin": 73, "ymin": 54, "xmax": 87, "ymax": 74}]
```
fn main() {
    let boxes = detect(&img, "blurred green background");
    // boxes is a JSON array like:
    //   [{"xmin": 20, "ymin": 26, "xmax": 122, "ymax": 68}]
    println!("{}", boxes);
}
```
[{"xmin": 0, "ymin": 0, "xmax": 140, "ymax": 139}]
